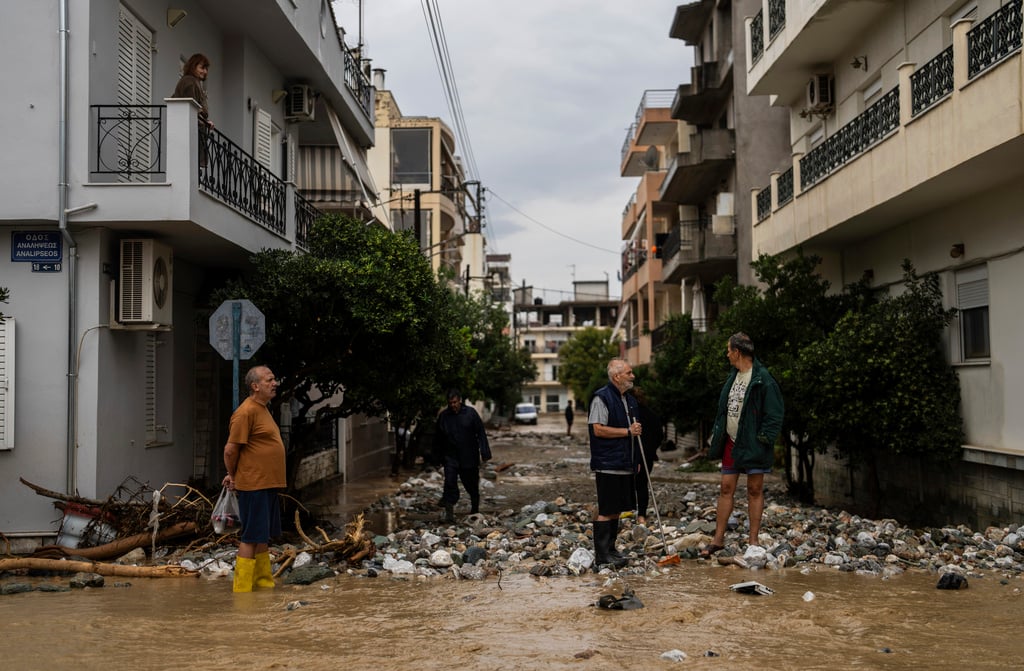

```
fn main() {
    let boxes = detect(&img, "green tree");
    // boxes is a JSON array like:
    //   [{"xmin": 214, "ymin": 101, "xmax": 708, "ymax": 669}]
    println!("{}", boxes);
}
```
[
  {"xmin": 212, "ymin": 213, "xmax": 471, "ymax": 446},
  {"xmin": 0, "ymin": 286, "xmax": 8, "ymax": 320},
  {"xmin": 640, "ymin": 314, "xmax": 723, "ymax": 446},
  {"xmin": 798, "ymin": 260, "xmax": 963, "ymax": 513},
  {"xmin": 558, "ymin": 327, "xmax": 620, "ymax": 407},
  {"xmin": 457, "ymin": 293, "xmax": 536, "ymax": 415}
]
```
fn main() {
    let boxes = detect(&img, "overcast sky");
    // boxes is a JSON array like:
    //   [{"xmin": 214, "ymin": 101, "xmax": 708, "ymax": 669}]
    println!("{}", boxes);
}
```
[{"xmin": 334, "ymin": 1, "xmax": 693, "ymax": 301}]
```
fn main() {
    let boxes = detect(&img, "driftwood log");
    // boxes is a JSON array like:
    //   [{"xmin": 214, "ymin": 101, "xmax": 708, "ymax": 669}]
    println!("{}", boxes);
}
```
[
  {"xmin": 30, "ymin": 521, "xmax": 198, "ymax": 561},
  {"xmin": 0, "ymin": 557, "xmax": 198, "ymax": 578}
]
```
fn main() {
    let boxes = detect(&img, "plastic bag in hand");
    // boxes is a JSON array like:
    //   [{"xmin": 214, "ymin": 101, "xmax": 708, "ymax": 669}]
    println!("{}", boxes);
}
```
[{"xmin": 211, "ymin": 486, "xmax": 241, "ymax": 535}]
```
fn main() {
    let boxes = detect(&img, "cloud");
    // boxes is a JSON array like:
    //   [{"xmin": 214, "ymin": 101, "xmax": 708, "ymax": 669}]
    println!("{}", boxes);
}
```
[{"xmin": 334, "ymin": 1, "xmax": 691, "ymax": 297}]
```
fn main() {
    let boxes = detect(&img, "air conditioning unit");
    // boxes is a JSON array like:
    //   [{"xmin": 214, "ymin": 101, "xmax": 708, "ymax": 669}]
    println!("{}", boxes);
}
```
[
  {"xmin": 119, "ymin": 239, "xmax": 173, "ymax": 325},
  {"xmin": 711, "ymin": 214, "xmax": 735, "ymax": 236},
  {"xmin": 286, "ymin": 84, "xmax": 316, "ymax": 121},
  {"xmin": 806, "ymin": 74, "xmax": 834, "ymax": 109}
]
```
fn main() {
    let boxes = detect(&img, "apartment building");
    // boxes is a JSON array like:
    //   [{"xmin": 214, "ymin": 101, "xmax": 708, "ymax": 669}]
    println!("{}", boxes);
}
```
[
  {"xmin": 618, "ymin": 0, "xmax": 789, "ymax": 367},
  {"xmin": 515, "ymin": 281, "xmax": 618, "ymax": 414},
  {"xmin": 0, "ymin": 0, "xmax": 384, "ymax": 546},
  {"xmin": 747, "ymin": 0, "xmax": 1024, "ymax": 525},
  {"xmin": 369, "ymin": 72, "xmax": 483, "ymax": 285}
]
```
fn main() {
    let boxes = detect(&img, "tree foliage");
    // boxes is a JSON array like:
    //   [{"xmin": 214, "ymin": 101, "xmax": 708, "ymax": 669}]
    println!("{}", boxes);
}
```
[
  {"xmin": 797, "ymin": 261, "xmax": 963, "ymax": 509},
  {"xmin": 557, "ymin": 327, "xmax": 620, "ymax": 407},
  {"xmin": 0, "ymin": 286, "xmax": 8, "ymax": 321}
]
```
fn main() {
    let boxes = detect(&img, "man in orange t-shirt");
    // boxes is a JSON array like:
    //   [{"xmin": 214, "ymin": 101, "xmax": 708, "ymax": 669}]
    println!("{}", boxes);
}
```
[{"xmin": 222, "ymin": 365, "xmax": 286, "ymax": 592}]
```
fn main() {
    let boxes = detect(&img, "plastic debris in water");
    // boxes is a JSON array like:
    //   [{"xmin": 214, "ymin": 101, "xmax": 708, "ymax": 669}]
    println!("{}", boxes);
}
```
[
  {"xmin": 936, "ymin": 572, "xmax": 969, "ymax": 590},
  {"xmin": 729, "ymin": 580, "xmax": 774, "ymax": 596},
  {"xmin": 802, "ymin": 591, "xmax": 815, "ymax": 602},
  {"xmin": 660, "ymin": 649, "xmax": 687, "ymax": 662},
  {"xmin": 286, "ymin": 600, "xmax": 308, "ymax": 611}
]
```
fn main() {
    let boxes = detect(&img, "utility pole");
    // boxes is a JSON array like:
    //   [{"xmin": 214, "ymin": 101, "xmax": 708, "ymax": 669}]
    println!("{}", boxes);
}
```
[{"xmin": 414, "ymin": 188, "xmax": 422, "ymax": 250}]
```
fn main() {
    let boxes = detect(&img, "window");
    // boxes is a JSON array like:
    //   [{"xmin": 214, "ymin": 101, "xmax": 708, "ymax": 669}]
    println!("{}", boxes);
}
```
[
  {"xmin": 956, "ymin": 265, "xmax": 989, "ymax": 360},
  {"xmin": 546, "ymin": 394, "xmax": 561, "ymax": 413},
  {"xmin": 116, "ymin": 3, "xmax": 153, "ymax": 183},
  {"xmin": 391, "ymin": 128, "xmax": 432, "ymax": 185},
  {"xmin": 0, "ymin": 318, "xmax": 14, "ymax": 450},
  {"xmin": 863, "ymin": 76, "xmax": 883, "ymax": 105}
]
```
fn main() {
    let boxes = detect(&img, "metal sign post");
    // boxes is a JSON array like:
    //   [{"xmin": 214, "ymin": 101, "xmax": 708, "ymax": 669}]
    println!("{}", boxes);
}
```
[{"xmin": 209, "ymin": 299, "xmax": 266, "ymax": 408}]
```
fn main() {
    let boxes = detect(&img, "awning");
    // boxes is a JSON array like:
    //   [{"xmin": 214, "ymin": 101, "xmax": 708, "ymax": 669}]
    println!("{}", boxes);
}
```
[
  {"xmin": 323, "ymin": 103, "xmax": 379, "ymax": 204},
  {"xmin": 297, "ymin": 145, "xmax": 358, "ymax": 202}
]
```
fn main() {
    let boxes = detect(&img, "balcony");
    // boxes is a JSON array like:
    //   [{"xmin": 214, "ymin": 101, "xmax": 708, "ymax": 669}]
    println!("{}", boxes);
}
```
[
  {"xmin": 82, "ymin": 100, "xmax": 320, "ymax": 265},
  {"xmin": 660, "ymin": 218, "xmax": 735, "ymax": 284},
  {"xmin": 621, "ymin": 90, "xmax": 676, "ymax": 176},
  {"xmin": 670, "ymin": 0, "xmax": 715, "ymax": 44},
  {"xmin": 752, "ymin": 4, "xmax": 1024, "ymax": 257},
  {"xmin": 672, "ymin": 61, "xmax": 732, "ymax": 126},
  {"xmin": 746, "ymin": 0, "xmax": 891, "ymax": 100},
  {"xmin": 660, "ymin": 128, "xmax": 735, "ymax": 203}
]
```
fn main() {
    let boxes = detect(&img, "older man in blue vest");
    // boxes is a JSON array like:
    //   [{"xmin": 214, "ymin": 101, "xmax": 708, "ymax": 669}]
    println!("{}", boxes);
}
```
[{"xmin": 587, "ymin": 358, "xmax": 642, "ymax": 568}]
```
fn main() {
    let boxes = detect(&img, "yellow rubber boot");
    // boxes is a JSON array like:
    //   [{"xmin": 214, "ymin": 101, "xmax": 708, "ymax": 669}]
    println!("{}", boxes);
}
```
[
  {"xmin": 254, "ymin": 552, "xmax": 276, "ymax": 589},
  {"xmin": 233, "ymin": 556, "xmax": 255, "ymax": 593}
]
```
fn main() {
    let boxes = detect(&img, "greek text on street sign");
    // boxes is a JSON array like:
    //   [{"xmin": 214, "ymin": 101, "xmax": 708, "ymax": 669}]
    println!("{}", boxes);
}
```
[{"xmin": 11, "ymin": 231, "xmax": 63, "ymax": 263}]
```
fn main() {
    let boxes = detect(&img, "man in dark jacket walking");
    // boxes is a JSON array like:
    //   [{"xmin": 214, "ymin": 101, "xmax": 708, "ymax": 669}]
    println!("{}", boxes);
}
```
[
  {"xmin": 588, "ymin": 358, "xmax": 642, "ymax": 568},
  {"xmin": 434, "ymin": 389, "xmax": 491, "ymax": 522},
  {"xmin": 704, "ymin": 333, "xmax": 784, "ymax": 556}
]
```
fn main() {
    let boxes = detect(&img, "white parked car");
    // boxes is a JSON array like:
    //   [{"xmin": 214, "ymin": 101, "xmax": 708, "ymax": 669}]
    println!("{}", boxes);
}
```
[{"xmin": 513, "ymin": 403, "xmax": 539, "ymax": 425}]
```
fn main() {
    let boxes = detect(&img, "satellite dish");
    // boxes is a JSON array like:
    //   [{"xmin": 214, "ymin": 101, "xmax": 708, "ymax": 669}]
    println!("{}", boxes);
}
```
[
  {"xmin": 152, "ymin": 256, "xmax": 168, "ymax": 308},
  {"xmin": 640, "ymin": 145, "xmax": 659, "ymax": 170}
]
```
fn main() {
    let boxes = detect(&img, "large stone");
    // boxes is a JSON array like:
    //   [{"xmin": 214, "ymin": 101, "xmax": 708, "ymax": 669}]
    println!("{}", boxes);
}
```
[{"xmin": 283, "ymin": 564, "xmax": 335, "ymax": 585}]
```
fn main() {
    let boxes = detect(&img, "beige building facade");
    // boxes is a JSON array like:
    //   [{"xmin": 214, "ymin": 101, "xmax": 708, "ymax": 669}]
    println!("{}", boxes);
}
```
[{"xmin": 746, "ymin": 0, "xmax": 1024, "ymax": 526}]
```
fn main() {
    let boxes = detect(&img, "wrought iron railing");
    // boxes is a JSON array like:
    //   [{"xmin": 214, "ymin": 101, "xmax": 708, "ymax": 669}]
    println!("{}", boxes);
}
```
[
  {"xmin": 768, "ymin": 0, "xmax": 786, "ymax": 40},
  {"xmin": 911, "ymin": 46, "xmax": 954, "ymax": 116},
  {"xmin": 800, "ymin": 87, "xmax": 900, "ymax": 190},
  {"xmin": 751, "ymin": 10, "xmax": 765, "ymax": 63},
  {"xmin": 343, "ymin": 46, "xmax": 374, "ymax": 119},
  {"xmin": 294, "ymin": 190, "xmax": 321, "ymax": 250},
  {"xmin": 91, "ymin": 105, "xmax": 165, "ymax": 179},
  {"xmin": 200, "ymin": 128, "xmax": 286, "ymax": 236},
  {"xmin": 967, "ymin": 0, "xmax": 1023, "ymax": 79},
  {"xmin": 777, "ymin": 167, "xmax": 794, "ymax": 206},
  {"xmin": 661, "ymin": 219, "xmax": 704, "ymax": 264},
  {"xmin": 756, "ymin": 184, "xmax": 772, "ymax": 222}
]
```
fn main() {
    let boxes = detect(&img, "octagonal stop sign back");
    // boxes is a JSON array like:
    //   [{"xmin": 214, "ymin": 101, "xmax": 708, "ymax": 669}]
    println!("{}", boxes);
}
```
[{"xmin": 209, "ymin": 299, "xmax": 265, "ymax": 360}]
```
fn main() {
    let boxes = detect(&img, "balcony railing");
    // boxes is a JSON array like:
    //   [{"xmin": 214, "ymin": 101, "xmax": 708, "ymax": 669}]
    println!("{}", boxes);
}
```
[
  {"xmin": 91, "ymin": 105, "xmax": 165, "ymax": 180},
  {"xmin": 911, "ymin": 47, "xmax": 954, "ymax": 117},
  {"xmin": 294, "ymin": 190, "xmax": 320, "ymax": 251},
  {"xmin": 800, "ymin": 87, "xmax": 899, "ymax": 190},
  {"xmin": 756, "ymin": 184, "xmax": 772, "ymax": 222},
  {"xmin": 620, "ymin": 89, "xmax": 675, "ymax": 163},
  {"xmin": 662, "ymin": 219, "xmax": 705, "ymax": 264},
  {"xmin": 967, "ymin": 0, "xmax": 1023, "ymax": 79},
  {"xmin": 751, "ymin": 9, "xmax": 764, "ymax": 63},
  {"xmin": 768, "ymin": 0, "xmax": 786, "ymax": 40},
  {"xmin": 344, "ymin": 46, "xmax": 374, "ymax": 119},
  {"xmin": 200, "ymin": 129, "xmax": 287, "ymax": 236},
  {"xmin": 777, "ymin": 167, "xmax": 794, "ymax": 206}
]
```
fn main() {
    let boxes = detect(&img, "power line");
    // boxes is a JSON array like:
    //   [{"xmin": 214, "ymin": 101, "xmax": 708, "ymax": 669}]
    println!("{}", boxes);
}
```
[
  {"xmin": 486, "ymin": 189, "xmax": 620, "ymax": 255},
  {"xmin": 420, "ymin": 0, "xmax": 480, "ymax": 181}
]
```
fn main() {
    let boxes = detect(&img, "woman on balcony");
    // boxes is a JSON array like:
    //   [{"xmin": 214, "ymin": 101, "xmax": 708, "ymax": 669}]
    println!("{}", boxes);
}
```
[{"xmin": 172, "ymin": 53, "xmax": 214, "ymax": 167}]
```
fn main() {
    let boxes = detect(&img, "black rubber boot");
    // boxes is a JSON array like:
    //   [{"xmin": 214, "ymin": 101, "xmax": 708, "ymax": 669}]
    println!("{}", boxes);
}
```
[
  {"xmin": 608, "ymin": 518, "xmax": 628, "ymax": 564},
  {"xmin": 470, "ymin": 496, "xmax": 480, "ymax": 514},
  {"xmin": 593, "ymin": 520, "xmax": 627, "ymax": 569},
  {"xmin": 442, "ymin": 504, "xmax": 455, "ymax": 523}
]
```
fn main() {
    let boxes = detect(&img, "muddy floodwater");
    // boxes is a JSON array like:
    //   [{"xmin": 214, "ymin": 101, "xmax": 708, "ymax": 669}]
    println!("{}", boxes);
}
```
[
  {"xmin": 3, "ymin": 419, "xmax": 1023, "ymax": 670},
  {"xmin": 3, "ymin": 564, "xmax": 1022, "ymax": 670}
]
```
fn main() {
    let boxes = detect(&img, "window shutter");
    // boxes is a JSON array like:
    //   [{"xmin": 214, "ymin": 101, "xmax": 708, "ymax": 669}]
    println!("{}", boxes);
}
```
[
  {"xmin": 0, "ymin": 318, "xmax": 15, "ymax": 450},
  {"xmin": 254, "ymin": 109, "xmax": 273, "ymax": 169},
  {"xmin": 956, "ymin": 265, "xmax": 988, "ymax": 309},
  {"xmin": 116, "ymin": 4, "xmax": 154, "ymax": 183}
]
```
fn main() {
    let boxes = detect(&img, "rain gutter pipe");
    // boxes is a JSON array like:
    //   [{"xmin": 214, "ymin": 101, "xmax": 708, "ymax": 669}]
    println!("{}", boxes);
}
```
[{"xmin": 58, "ymin": 0, "xmax": 79, "ymax": 494}]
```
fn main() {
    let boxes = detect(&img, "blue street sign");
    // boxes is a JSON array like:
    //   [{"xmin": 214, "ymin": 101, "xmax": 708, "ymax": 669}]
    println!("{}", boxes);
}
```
[
  {"xmin": 11, "ymin": 231, "xmax": 63, "ymax": 263},
  {"xmin": 31, "ymin": 262, "xmax": 62, "ymax": 273}
]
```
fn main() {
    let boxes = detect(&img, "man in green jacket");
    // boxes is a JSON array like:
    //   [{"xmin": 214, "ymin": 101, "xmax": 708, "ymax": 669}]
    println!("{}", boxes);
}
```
[{"xmin": 703, "ymin": 333, "xmax": 784, "ymax": 557}]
